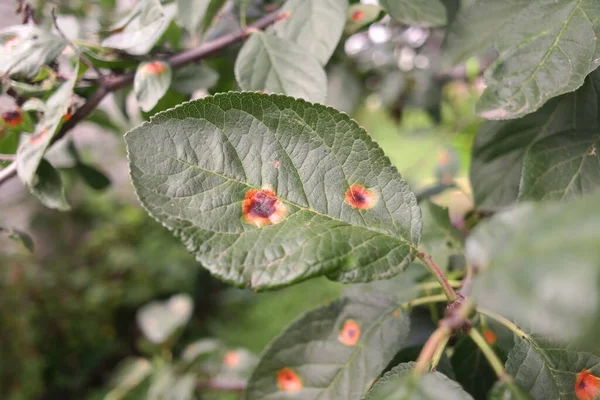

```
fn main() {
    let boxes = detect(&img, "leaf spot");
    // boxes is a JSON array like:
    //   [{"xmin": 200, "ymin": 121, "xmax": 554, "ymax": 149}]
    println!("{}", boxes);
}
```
[
  {"xmin": 575, "ymin": 369, "xmax": 600, "ymax": 400},
  {"xmin": 482, "ymin": 328, "xmax": 497, "ymax": 345},
  {"xmin": 338, "ymin": 319, "xmax": 361, "ymax": 346},
  {"xmin": 272, "ymin": 160, "xmax": 280, "ymax": 169},
  {"xmin": 141, "ymin": 61, "xmax": 168, "ymax": 76},
  {"xmin": 345, "ymin": 184, "xmax": 377, "ymax": 209},
  {"xmin": 276, "ymin": 367, "xmax": 302, "ymax": 392},
  {"xmin": 242, "ymin": 186, "xmax": 287, "ymax": 227},
  {"xmin": 2, "ymin": 109, "xmax": 23, "ymax": 127},
  {"xmin": 351, "ymin": 10, "xmax": 365, "ymax": 21},
  {"xmin": 223, "ymin": 350, "xmax": 240, "ymax": 367},
  {"xmin": 29, "ymin": 128, "xmax": 48, "ymax": 145}
]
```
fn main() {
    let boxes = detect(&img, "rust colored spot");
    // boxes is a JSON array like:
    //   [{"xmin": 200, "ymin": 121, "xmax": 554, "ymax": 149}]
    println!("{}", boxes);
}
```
[
  {"xmin": 2, "ymin": 109, "xmax": 23, "ymax": 127},
  {"xmin": 223, "ymin": 351, "xmax": 240, "ymax": 367},
  {"xmin": 29, "ymin": 128, "xmax": 48, "ymax": 145},
  {"xmin": 242, "ymin": 186, "xmax": 287, "ymax": 227},
  {"xmin": 338, "ymin": 319, "xmax": 361, "ymax": 346},
  {"xmin": 345, "ymin": 184, "xmax": 377, "ymax": 210},
  {"xmin": 482, "ymin": 328, "xmax": 497, "ymax": 345},
  {"xmin": 63, "ymin": 112, "xmax": 72, "ymax": 122},
  {"xmin": 576, "ymin": 369, "xmax": 600, "ymax": 400},
  {"xmin": 276, "ymin": 367, "xmax": 302, "ymax": 392},
  {"xmin": 394, "ymin": 308, "xmax": 401, "ymax": 317},
  {"xmin": 272, "ymin": 160, "xmax": 281, "ymax": 169},
  {"xmin": 351, "ymin": 10, "xmax": 365, "ymax": 21},
  {"xmin": 141, "ymin": 61, "xmax": 168, "ymax": 76}
]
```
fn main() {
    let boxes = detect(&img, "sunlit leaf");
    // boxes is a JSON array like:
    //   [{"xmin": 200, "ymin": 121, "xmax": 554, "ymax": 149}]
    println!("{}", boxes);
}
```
[
  {"xmin": 379, "ymin": 0, "xmax": 447, "ymax": 27},
  {"xmin": 126, "ymin": 92, "xmax": 421, "ymax": 290}
]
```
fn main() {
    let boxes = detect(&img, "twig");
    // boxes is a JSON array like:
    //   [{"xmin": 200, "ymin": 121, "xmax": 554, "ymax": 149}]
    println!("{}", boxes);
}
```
[
  {"xmin": 430, "ymin": 334, "xmax": 450, "ymax": 372},
  {"xmin": 0, "ymin": 9, "xmax": 285, "ymax": 188},
  {"xmin": 417, "ymin": 251, "xmax": 457, "ymax": 302},
  {"xmin": 468, "ymin": 328, "xmax": 510, "ymax": 383},
  {"xmin": 477, "ymin": 307, "xmax": 529, "ymax": 340}
]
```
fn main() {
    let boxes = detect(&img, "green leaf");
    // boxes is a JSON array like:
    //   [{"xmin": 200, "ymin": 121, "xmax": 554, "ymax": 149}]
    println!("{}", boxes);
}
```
[
  {"xmin": 136, "ymin": 293, "xmax": 193, "ymax": 344},
  {"xmin": 444, "ymin": 0, "xmax": 600, "ymax": 120},
  {"xmin": 451, "ymin": 336, "xmax": 497, "ymax": 399},
  {"xmin": 126, "ymin": 92, "xmax": 421, "ymax": 290},
  {"xmin": 16, "ymin": 58, "xmax": 79, "ymax": 186},
  {"xmin": 467, "ymin": 194, "xmax": 600, "ymax": 345},
  {"xmin": 171, "ymin": 64, "xmax": 219, "ymax": 94},
  {"xmin": 140, "ymin": 88, "xmax": 187, "ymax": 120},
  {"xmin": 76, "ymin": 163, "xmax": 111, "ymax": 191},
  {"xmin": 379, "ymin": 0, "xmax": 447, "ymax": 28},
  {"xmin": 176, "ymin": 0, "xmax": 211, "ymax": 35},
  {"xmin": 101, "ymin": 0, "xmax": 176, "ymax": 55},
  {"xmin": 0, "ymin": 25, "xmax": 66, "ymax": 78},
  {"xmin": 272, "ymin": 0, "xmax": 347, "ymax": 65},
  {"xmin": 420, "ymin": 201, "xmax": 463, "ymax": 271},
  {"xmin": 488, "ymin": 381, "xmax": 533, "ymax": 400},
  {"xmin": 505, "ymin": 337, "xmax": 600, "ymax": 400},
  {"xmin": 0, "ymin": 226, "xmax": 34, "ymax": 253},
  {"xmin": 134, "ymin": 61, "xmax": 173, "ymax": 112},
  {"xmin": 82, "ymin": 49, "xmax": 139, "ymax": 69},
  {"xmin": 363, "ymin": 362, "xmax": 474, "ymax": 400},
  {"xmin": 344, "ymin": 4, "xmax": 382, "ymax": 35},
  {"xmin": 29, "ymin": 159, "xmax": 71, "ymax": 211},
  {"xmin": 245, "ymin": 294, "xmax": 410, "ymax": 400},
  {"xmin": 471, "ymin": 69, "xmax": 600, "ymax": 209},
  {"xmin": 234, "ymin": 32, "xmax": 327, "ymax": 103}
]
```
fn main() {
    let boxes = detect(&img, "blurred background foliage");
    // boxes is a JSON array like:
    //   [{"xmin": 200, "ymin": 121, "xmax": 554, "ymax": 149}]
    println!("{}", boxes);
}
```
[{"xmin": 0, "ymin": 0, "xmax": 482, "ymax": 398}]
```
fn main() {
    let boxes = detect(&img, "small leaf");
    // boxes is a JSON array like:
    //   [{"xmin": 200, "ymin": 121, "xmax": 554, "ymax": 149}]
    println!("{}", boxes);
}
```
[
  {"xmin": 471, "ymin": 69, "xmax": 600, "ymax": 209},
  {"xmin": 1, "ymin": 226, "xmax": 34, "ymax": 253},
  {"xmin": 16, "ymin": 58, "xmax": 79, "ymax": 186},
  {"xmin": 344, "ymin": 4, "xmax": 382, "ymax": 35},
  {"xmin": 176, "ymin": 0, "xmax": 211, "ymax": 35},
  {"xmin": 234, "ymin": 32, "xmax": 327, "ymax": 102},
  {"xmin": 29, "ymin": 159, "xmax": 71, "ymax": 211},
  {"xmin": 444, "ymin": 0, "xmax": 600, "ymax": 120},
  {"xmin": 134, "ymin": 61, "xmax": 172, "ymax": 112},
  {"xmin": 171, "ymin": 64, "xmax": 219, "ymax": 94},
  {"xmin": 76, "ymin": 163, "xmax": 111, "ymax": 191},
  {"xmin": 467, "ymin": 194, "xmax": 600, "ymax": 345},
  {"xmin": 506, "ymin": 337, "xmax": 600, "ymax": 400},
  {"xmin": 126, "ymin": 92, "xmax": 421, "ymax": 290},
  {"xmin": 0, "ymin": 25, "xmax": 66, "ymax": 78},
  {"xmin": 136, "ymin": 293, "xmax": 193, "ymax": 344},
  {"xmin": 379, "ymin": 0, "xmax": 447, "ymax": 28},
  {"xmin": 245, "ymin": 294, "xmax": 410, "ymax": 399},
  {"xmin": 101, "ymin": 0, "xmax": 176, "ymax": 55},
  {"xmin": 363, "ymin": 362, "xmax": 474, "ymax": 400},
  {"xmin": 271, "ymin": 0, "xmax": 347, "ymax": 65}
]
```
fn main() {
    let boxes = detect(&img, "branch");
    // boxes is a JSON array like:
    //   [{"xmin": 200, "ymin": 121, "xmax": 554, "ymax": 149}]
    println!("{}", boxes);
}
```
[{"xmin": 0, "ymin": 9, "xmax": 286, "ymax": 188}]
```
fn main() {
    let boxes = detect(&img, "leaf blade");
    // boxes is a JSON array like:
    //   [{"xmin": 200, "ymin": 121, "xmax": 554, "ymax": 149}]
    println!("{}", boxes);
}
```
[{"xmin": 379, "ymin": 0, "xmax": 447, "ymax": 28}]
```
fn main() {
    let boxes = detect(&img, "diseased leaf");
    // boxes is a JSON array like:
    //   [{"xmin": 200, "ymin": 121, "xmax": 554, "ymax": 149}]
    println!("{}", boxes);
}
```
[
  {"xmin": 29, "ymin": 159, "xmax": 70, "ymax": 211},
  {"xmin": 467, "ymin": 194, "xmax": 600, "ymax": 345},
  {"xmin": 444, "ymin": 0, "xmax": 600, "ymax": 120},
  {"xmin": 126, "ymin": 92, "xmax": 421, "ymax": 290},
  {"xmin": 379, "ymin": 0, "xmax": 447, "ymax": 28},
  {"xmin": 506, "ymin": 337, "xmax": 600, "ymax": 400},
  {"xmin": 245, "ymin": 294, "xmax": 410, "ymax": 400},
  {"xmin": 272, "ymin": 0, "xmax": 347, "ymax": 65},
  {"xmin": 0, "ymin": 226, "xmax": 34, "ymax": 253},
  {"xmin": 171, "ymin": 64, "xmax": 219, "ymax": 94},
  {"xmin": 471, "ymin": 69, "xmax": 600, "ymax": 209},
  {"xmin": 0, "ymin": 25, "xmax": 66, "ymax": 78},
  {"xmin": 101, "ymin": 0, "xmax": 176, "ymax": 55},
  {"xmin": 134, "ymin": 61, "xmax": 172, "ymax": 112},
  {"xmin": 234, "ymin": 32, "xmax": 327, "ymax": 102},
  {"xmin": 344, "ymin": 4, "xmax": 382, "ymax": 35},
  {"xmin": 16, "ymin": 58, "xmax": 79, "ymax": 186},
  {"xmin": 176, "ymin": 0, "xmax": 211, "ymax": 35},
  {"xmin": 363, "ymin": 362, "xmax": 474, "ymax": 400}
]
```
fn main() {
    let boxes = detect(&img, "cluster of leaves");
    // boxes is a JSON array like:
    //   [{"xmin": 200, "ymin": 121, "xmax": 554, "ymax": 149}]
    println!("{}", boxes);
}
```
[{"xmin": 3, "ymin": 0, "xmax": 600, "ymax": 399}]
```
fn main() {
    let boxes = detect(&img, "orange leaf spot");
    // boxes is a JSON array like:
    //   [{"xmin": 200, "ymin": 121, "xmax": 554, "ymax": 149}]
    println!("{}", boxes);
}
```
[
  {"xmin": 345, "ymin": 184, "xmax": 377, "ymax": 210},
  {"xmin": 351, "ymin": 10, "xmax": 365, "ymax": 21},
  {"xmin": 223, "ymin": 351, "xmax": 240, "ymax": 367},
  {"xmin": 2, "ymin": 109, "xmax": 23, "ymax": 127},
  {"xmin": 141, "ymin": 61, "xmax": 168, "ymax": 76},
  {"xmin": 242, "ymin": 186, "xmax": 287, "ymax": 227},
  {"xmin": 272, "ymin": 160, "xmax": 280, "ymax": 169},
  {"xmin": 29, "ymin": 128, "xmax": 48, "ymax": 145},
  {"xmin": 276, "ymin": 367, "xmax": 302, "ymax": 392},
  {"xmin": 338, "ymin": 319, "xmax": 361, "ymax": 346},
  {"xmin": 576, "ymin": 369, "xmax": 600, "ymax": 400},
  {"xmin": 63, "ymin": 112, "xmax": 72, "ymax": 122},
  {"xmin": 482, "ymin": 329, "xmax": 497, "ymax": 345}
]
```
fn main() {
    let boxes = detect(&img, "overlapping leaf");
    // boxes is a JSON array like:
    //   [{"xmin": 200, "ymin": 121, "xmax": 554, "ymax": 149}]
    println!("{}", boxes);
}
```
[
  {"xmin": 126, "ymin": 92, "xmax": 421, "ymax": 290},
  {"xmin": 467, "ymin": 194, "xmax": 600, "ymax": 346},
  {"xmin": 272, "ymin": 0, "xmax": 347, "ymax": 65},
  {"xmin": 471, "ymin": 69, "xmax": 600, "ymax": 209},
  {"xmin": 234, "ymin": 32, "xmax": 327, "ymax": 102},
  {"xmin": 363, "ymin": 362, "xmax": 473, "ymax": 400},
  {"xmin": 176, "ymin": 0, "xmax": 210, "ymax": 35},
  {"xmin": 444, "ymin": 0, "xmax": 600, "ymax": 120},
  {"xmin": 379, "ymin": 0, "xmax": 447, "ymax": 28},
  {"xmin": 245, "ymin": 294, "xmax": 410, "ymax": 400}
]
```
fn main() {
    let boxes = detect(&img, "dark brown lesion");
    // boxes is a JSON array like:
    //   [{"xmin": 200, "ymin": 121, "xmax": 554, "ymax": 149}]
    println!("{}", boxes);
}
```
[
  {"xmin": 2, "ymin": 109, "xmax": 23, "ymax": 127},
  {"xmin": 345, "ymin": 183, "xmax": 377, "ymax": 210},
  {"xmin": 242, "ymin": 186, "xmax": 287, "ymax": 227}
]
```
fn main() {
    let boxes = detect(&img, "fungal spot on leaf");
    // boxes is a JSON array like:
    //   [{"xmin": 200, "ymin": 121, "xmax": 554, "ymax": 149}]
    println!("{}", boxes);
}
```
[
  {"xmin": 63, "ymin": 112, "xmax": 72, "ymax": 122},
  {"xmin": 2, "ymin": 109, "xmax": 23, "ymax": 127},
  {"xmin": 345, "ymin": 184, "xmax": 377, "ymax": 209},
  {"xmin": 276, "ymin": 367, "xmax": 302, "ymax": 392},
  {"xmin": 351, "ymin": 10, "xmax": 365, "ymax": 21},
  {"xmin": 575, "ymin": 369, "xmax": 600, "ymax": 400},
  {"xmin": 29, "ymin": 128, "xmax": 48, "ymax": 145},
  {"xmin": 482, "ymin": 328, "xmax": 497, "ymax": 345},
  {"xmin": 223, "ymin": 350, "xmax": 240, "ymax": 367},
  {"xmin": 141, "ymin": 61, "xmax": 168, "ymax": 76},
  {"xmin": 242, "ymin": 186, "xmax": 287, "ymax": 227},
  {"xmin": 338, "ymin": 319, "xmax": 361, "ymax": 346},
  {"xmin": 272, "ymin": 160, "xmax": 280, "ymax": 169}
]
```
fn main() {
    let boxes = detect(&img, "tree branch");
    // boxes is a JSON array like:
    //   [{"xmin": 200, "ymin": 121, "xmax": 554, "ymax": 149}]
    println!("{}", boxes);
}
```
[{"xmin": 0, "ymin": 9, "xmax": 285, "ymax": 188}]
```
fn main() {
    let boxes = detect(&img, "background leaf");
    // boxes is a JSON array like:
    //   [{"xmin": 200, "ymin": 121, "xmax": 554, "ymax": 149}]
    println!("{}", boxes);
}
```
[
  {"xmin": 126, "ymin": 92, "xmax": 421, "ymax": 290},
  {"xmin": 29, "ymin": 159, "xmax": 70, "ymax": 211},
  {"xmin": 234, "ymin": 32, "xmax": 327, "ymax": 102},
  {"xmin": 245, "ymin": 294, "xmax": 410, "ymax": 400},
  {"xmin": 344, "ymin": 4, "xmax": 382, "ymax": 35},
  {"xmin": 76, "ymin": 163, "xmax": 111, "ymax": 191},
  {"xmin": 0, "ymin": 226, "xmax": 34, "ymax": 253},
  {"xmin": 379, "ymin": 0, "xmax": 447, "ymax": 28},
  {"xmin": 171, "ymin": 64, "xmax": 219, "ymax": 94},
  {"xmin": 134, "ymin": 61, "xmax": 173, "ymax": 112},
  {"xmin": 176, "ymin": 0, "xmax": 211, "ymax": 35}
]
